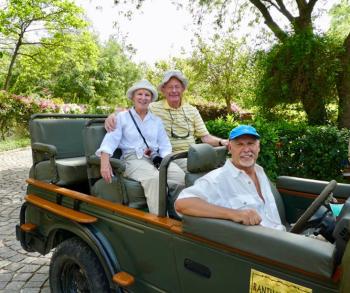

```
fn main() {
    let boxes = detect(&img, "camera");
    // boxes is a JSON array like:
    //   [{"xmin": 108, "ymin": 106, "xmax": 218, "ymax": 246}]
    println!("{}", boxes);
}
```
[{"xmin": 150, "ymin": 151, "xmax": 163, "ymax": 169}]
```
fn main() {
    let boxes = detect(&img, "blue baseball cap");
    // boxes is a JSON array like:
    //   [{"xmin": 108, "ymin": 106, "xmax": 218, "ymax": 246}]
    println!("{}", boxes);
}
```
[{"xmin": 229, "ymin": 125, "xmax": 260, "ymax": 140}]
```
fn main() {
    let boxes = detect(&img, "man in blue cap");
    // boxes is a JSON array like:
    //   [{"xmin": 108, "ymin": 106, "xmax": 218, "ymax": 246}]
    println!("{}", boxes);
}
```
[{"xmin": 175, "ymin": 125, "xmax": 285, "ymax": 230}]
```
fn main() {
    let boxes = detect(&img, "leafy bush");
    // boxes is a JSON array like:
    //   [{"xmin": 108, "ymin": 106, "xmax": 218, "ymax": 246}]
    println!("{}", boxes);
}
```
[
  {"xmin": 206, "ymin": 117, "xmax": 349, "ymax": 181},
  {"xmin": 205, "ymin": 114, "xmax": 237, "ymax": 138},
  {"xmin": 191, "ymin": 100, "xmax": 228, "ymax": 121},
  {"xmin": 0, "ymin": 91, "xmax": 18, "ymax": 139}
]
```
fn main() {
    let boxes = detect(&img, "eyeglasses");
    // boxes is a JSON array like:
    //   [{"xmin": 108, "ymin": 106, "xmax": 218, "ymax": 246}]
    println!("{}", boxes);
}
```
[
  {"xmin": 168, "ymin": 109, "xmax": 190, "ymax": 139},
  {"xmin": 164, "ymin": 85, "xmax": 183, "ymax": 91}
]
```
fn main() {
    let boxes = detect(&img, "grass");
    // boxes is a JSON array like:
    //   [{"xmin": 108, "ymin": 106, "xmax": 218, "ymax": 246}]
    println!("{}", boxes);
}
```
[{"xmin": 0, "ymin": 136, "xmax": 30, "ymax": 152}]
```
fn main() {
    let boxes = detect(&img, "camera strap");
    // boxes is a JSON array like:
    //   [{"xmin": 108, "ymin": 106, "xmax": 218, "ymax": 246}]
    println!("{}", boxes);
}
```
[{"xmin": 128, "ymin": 110, "xmax": 150, "ymax": 149}]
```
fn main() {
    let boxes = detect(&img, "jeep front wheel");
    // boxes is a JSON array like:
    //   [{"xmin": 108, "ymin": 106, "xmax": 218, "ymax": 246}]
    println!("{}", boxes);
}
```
[{"xmin": 49, "ymin": 237, "xmax": 110, "ymax": 292}]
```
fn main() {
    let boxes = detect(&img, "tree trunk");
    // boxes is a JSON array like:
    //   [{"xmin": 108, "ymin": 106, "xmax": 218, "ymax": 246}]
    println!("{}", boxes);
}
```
[
  {"xmin": 301, "ymin": 95, "xmax": 327, "ymax": 125},
  {"xmin": 224, "ymin": 96, "xmax": 231, "ymax": 113},
  {"xmin": 336, "ymin": 33, "xmax": 350, "ymax": 129},
  {"xmin": 3, "ymin": 32, "xmax": 23, "ymax": 91}
]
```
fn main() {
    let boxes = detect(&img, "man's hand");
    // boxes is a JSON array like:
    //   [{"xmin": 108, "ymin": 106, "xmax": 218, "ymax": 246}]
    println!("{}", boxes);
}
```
[
  {"xmin": 219, "ymin": 139, "xmax": 229, "ymax": 147},
  {"xmin": 100, "ymin": 153, "xmax": 113, "ymax": 183},
  {"xmin": 105, "ymin": 114, "xmax": 116, "ymax": 132},
  {"xmin": 201, "ymin": 134, "xmax": 229, "ymax": 148},
  {"xmin": 175, "ymin": 197, "xmax": 262, "ymax": 226},
  {"xmin": 230, "ymin": 209, "xmax": 262, "ymax": 226}
]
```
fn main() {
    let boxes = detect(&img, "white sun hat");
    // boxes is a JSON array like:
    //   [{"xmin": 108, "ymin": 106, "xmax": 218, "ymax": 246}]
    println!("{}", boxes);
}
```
[
  {"xmin": 158, "ymin": 70, "xmax": 189, "ymax": 90},
  {"xmin": 126, "ymin": 79, "xmax": 158, "ymax": 101}
]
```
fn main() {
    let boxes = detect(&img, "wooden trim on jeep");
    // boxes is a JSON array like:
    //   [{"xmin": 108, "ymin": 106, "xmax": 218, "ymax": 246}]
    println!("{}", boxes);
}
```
[
  {"xmin": 112, "ymin": 272, "xmax": 135, "ymax": 287},
  {"xmin": 278, "ymin": 188, "xmax": 346, "ymax": 203},
  {"xmin": 25, "ymin": 194, "xmax": 98, "ymax": 223},
  {"xmin": 20, "ymin": 223, "xmax": 37, "ymax": 232},
  {"xmin": 278, "ymin": 188, "xmax": 318, "ymax": 199},
  {"xmin": 26, "ymin": 178, "xmax": 179, "ymax": 229}
]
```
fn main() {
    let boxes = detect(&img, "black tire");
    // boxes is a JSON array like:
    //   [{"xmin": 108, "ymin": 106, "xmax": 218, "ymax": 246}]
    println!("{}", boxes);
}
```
[{"xmin": 49, "ymin": 237, "xmax": 111, "ymax": 293}]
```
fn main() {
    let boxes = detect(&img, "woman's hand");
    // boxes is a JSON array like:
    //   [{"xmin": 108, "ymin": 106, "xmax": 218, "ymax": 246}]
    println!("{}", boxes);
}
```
[{"xmin": 100, "ymin": 152, "xmax": 113, "ymax": 183}]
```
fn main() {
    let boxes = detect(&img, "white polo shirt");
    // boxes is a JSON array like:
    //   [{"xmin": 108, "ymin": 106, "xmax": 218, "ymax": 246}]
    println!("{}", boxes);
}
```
[{"xmin": 177, "ymin": 160, "xmax": 285, "ymax": 231}]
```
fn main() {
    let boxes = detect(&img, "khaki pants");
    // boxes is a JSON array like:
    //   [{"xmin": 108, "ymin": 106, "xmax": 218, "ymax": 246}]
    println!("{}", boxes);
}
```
[
  {"xmin": 173, "ymin": 158, "xmax": 188, "ymax": 172},
  {"xmin": 123, "ymin": 154, "xmax": 185, "ymax": 215}
]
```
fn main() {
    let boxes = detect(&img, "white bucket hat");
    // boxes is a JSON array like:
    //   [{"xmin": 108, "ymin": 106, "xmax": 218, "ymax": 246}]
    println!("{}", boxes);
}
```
[
  {"xmin": 158, "ymin": 70, "xmax": 188, "ymax": 90},
  {"xmin": 126, "ymin": 79, "xmax": 158, "ymax": 101}
]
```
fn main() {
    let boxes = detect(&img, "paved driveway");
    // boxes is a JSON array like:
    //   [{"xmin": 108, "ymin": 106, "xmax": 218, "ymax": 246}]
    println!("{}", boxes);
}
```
[{"xmin": 0, "ymin": 148, "xmax": 50, "ymax": 292}]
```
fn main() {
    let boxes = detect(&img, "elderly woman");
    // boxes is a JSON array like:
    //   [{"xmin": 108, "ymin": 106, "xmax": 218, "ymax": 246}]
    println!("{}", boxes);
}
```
[{"xmin": 96, "ymin": 79, "xmax": 184, "ymax": 215}]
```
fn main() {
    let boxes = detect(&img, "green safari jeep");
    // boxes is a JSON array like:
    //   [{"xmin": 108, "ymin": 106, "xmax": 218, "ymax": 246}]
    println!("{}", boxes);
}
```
[{"xmin": 16, "ymin": 114, "xmax": 350, "ymax": 292}]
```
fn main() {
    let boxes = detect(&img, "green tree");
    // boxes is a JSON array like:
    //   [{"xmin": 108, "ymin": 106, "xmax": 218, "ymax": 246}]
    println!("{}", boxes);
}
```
[
  {"xmin": 188, "ymin": 35, "xmax": 254, "ymax": 112},
  {"xmin": 7, "ymin": 33, "xmax": 141, "ymax": 105},
  {"xmin": 49, "ymin": 33, "xmax": 99, "ymax": 103},
  {"xmin": 329, "ymin": 0, "xmax": 350, "ymax": 128},
  {"xmin": 256, "ymin": 33, "xmax": 339, "ymax": 124},
  {"xmin": 188, "ymin": 0, "xmax": 350, "ymax": 126},
  {"xmin": 92, "ymin": 38, "xmax": 141, "ymax": 106},
  {"xmin": 0, "ymin": 0, "xmax": 86, "ymax": 91},
  {"xmin": 115, "ymin": 0, "xmax": 350, "ymax": 127},
  {"xmin": 10, "ymin": 31, "xmax": 99, "ymax": 102}
]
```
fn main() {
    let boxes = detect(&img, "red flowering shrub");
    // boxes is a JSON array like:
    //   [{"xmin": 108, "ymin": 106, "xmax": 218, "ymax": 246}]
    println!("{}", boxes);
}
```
[{"xmin": 0, "ymin": 91, "xmax": 88, "ymax": 139}]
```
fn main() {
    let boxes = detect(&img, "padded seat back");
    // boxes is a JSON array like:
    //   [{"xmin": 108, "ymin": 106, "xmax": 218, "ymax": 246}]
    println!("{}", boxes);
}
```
[
  {"xmin": 185, "ymin": 144, "xmax": 227, "ymax": 187},
  {"xmin": 269, "ymin": 181, "xmax": 287, "ymax": 226},
  {"xmin": 83, "ymin": 119, "xmax": 146, "ymax": 209},
  {"xmin": 83, "ymin": 119, "xmax": 122, "ymax": 180},
  {"xmin": 277, "ymin": 176, "xmax": 350, "ymax": 200},
  {"xmin": 30, "ymin": 119, "xmax": 86, "ymax": 159},
  {"xmin": 83, "ymin": 119, "xmax": 116, "ymax": 158}
]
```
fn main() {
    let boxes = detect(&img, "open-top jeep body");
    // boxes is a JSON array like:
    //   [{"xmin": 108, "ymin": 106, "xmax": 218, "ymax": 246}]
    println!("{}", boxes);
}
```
[{"xmin": 16, "ymin": 114, "xmax": 350, "ymax": 292}]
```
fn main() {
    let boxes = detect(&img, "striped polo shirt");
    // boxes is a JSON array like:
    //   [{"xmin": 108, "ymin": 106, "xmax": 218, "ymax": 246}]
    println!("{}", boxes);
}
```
[{"xmin": 149, "ymin": 99, "xmax": 209, "ymax": 153}]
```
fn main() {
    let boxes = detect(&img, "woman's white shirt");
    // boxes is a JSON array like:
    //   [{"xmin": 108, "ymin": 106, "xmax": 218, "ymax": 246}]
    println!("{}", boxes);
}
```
[{"xmin": 96, "ymin": 108, "xmax": 172, "ymax": 159}]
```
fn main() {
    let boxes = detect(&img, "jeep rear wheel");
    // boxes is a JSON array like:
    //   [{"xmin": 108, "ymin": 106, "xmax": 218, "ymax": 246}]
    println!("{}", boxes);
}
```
[{"xmin": 49, "ymin": 237, "xmax": 110, "ymax": 293}]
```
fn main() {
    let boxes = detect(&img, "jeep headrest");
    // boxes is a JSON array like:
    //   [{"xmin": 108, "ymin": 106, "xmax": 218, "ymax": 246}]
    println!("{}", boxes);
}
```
[{"xmin": 187, "ymin": 144, "xmax": 218, "ymax": 173}]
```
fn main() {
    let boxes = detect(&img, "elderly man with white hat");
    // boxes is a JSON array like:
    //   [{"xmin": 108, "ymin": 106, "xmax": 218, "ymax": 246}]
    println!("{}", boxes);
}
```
[
  {"xmin": 96, "ymin": 79, "xmax": 184, "ymax": 215},
  {"xmin": 175, "ymin": 125, "xmax": 285, "ymax": 231}
]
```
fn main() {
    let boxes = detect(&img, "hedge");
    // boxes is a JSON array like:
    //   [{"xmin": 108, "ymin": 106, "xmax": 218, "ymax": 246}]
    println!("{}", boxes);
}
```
[{"xmin": 206, "ymin": 117, "xmax": 350, "ymax": 182}]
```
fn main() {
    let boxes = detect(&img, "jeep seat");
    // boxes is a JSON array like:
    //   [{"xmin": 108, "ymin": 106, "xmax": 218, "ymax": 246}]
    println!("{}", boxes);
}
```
[
  {"xmin": 185, "ymin": 144, "xmax": 228, "ymax": 187},
  {"xmin": 29, "ymin": 116, "xmax": 88, "ymax": 186},
  {"xmin": 165, "ymin": 144, "xmax": 228, "ymax": 219},
  {"xmin": 83, "ymin": 119, "xmax": 147, "ymax": 209}
]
